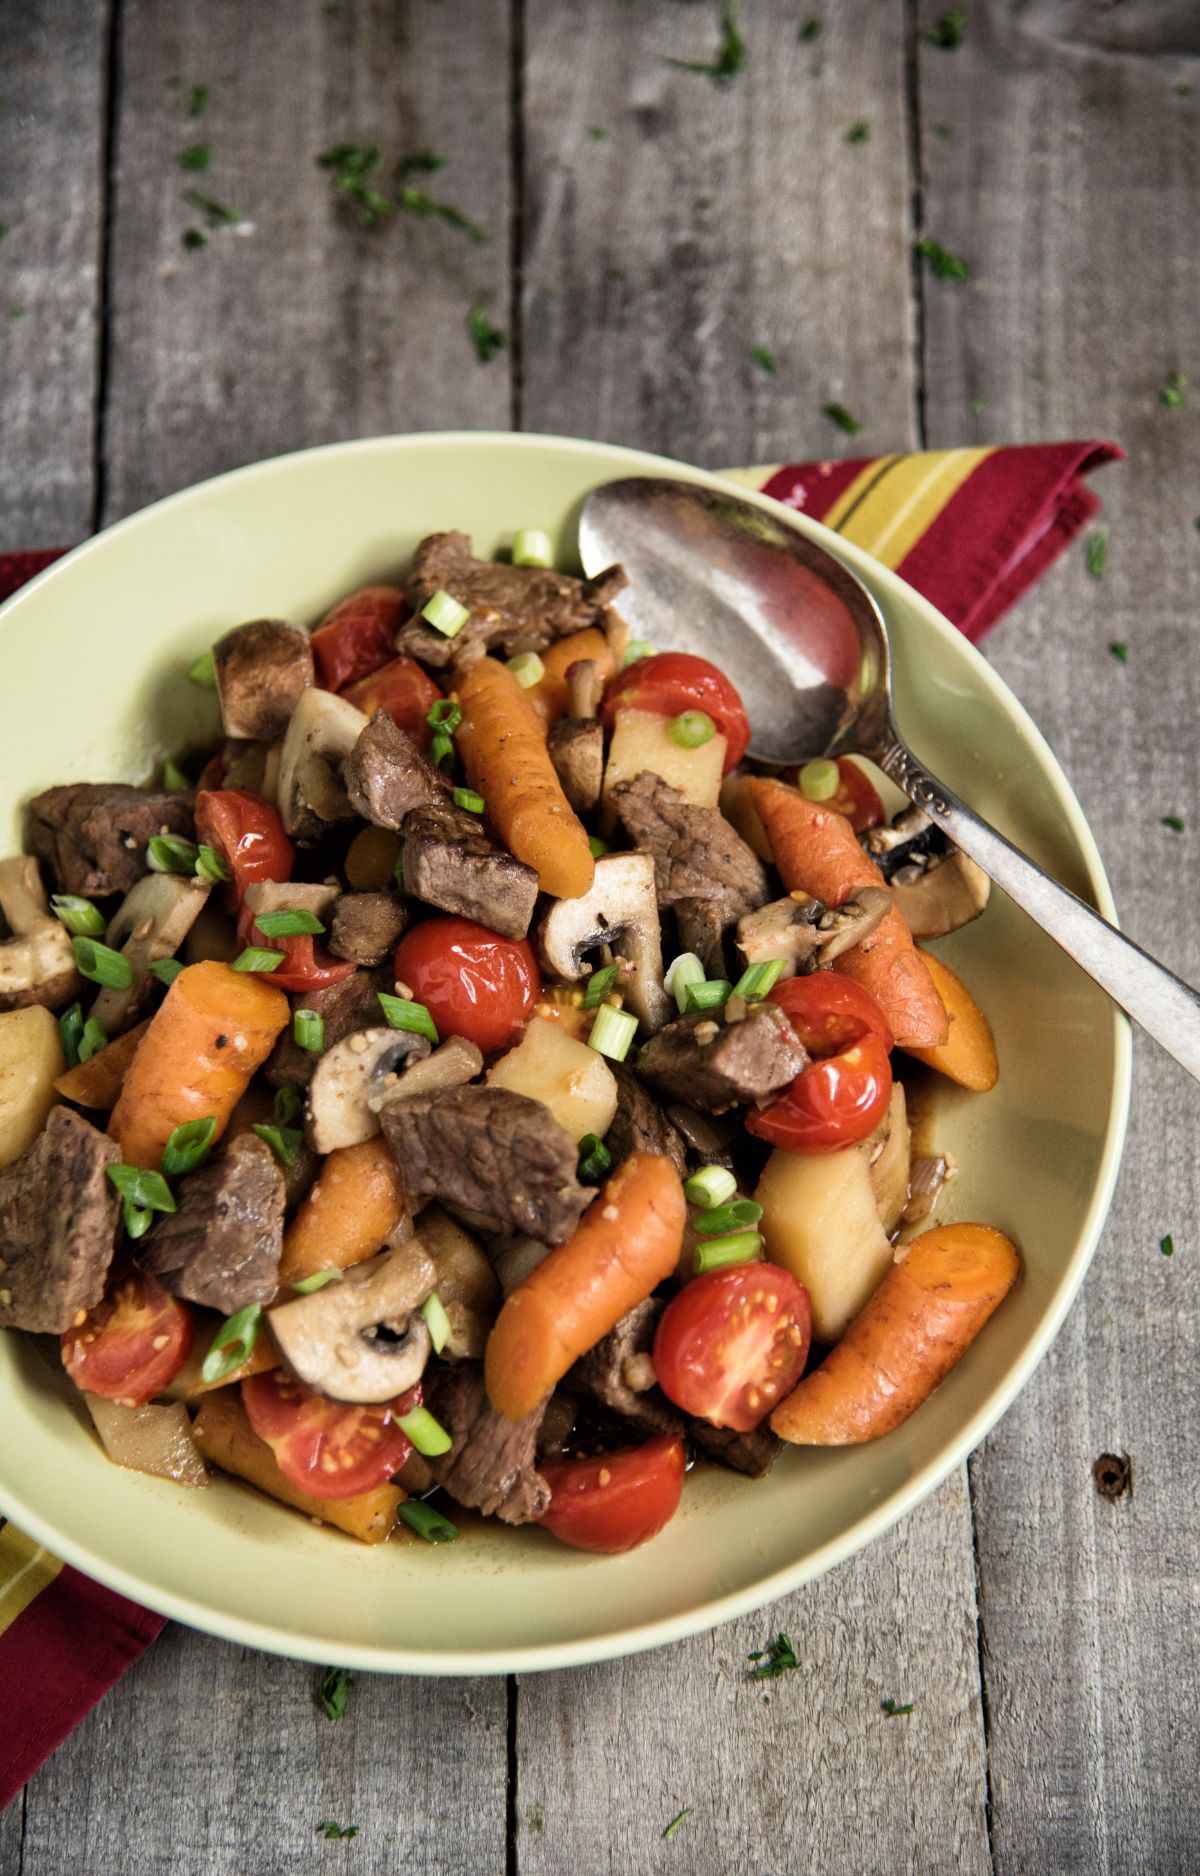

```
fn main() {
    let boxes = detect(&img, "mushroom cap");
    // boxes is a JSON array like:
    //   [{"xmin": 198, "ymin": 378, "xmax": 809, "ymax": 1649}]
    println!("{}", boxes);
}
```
[
  {"xmin": 305, "ymin": 1024, "xmax": 433, "ymax": 1154},
  {"xmin": 535, "ymin": 850, "xmax": 671, "ymax": 1032},
  {"xmin": 277, "ymin": 686, "xmax": 369, "ymax": 843},
  {"xmin": 266, "ymin": 1242, "xmax": 437, "ymax": 1403},
  {"xmin": 0, "ymin": 856, "xmax": 80, "ymax": 1012},
  {"xmin": 90, "ymin": 871, "xmax": 212, "ymax": 1033}
]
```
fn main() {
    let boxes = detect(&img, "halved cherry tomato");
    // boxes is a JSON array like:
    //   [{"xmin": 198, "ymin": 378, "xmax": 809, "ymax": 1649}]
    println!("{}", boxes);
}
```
[
  {"xmin": 538, "ymin": 1435, "xmax": 686, "ymax": 1553},
  {"xmin": 393, "ymin": 917, "xmax": 541, "ymax": 1055},
  {"xmin": 310, "ymin": 585, "xmax": 408, "ymax": 690},
  {"xmin": 781, "ymin": 757, "xmax": 884, "ymax": 833},
  {"xmin": 747, "ymin": 975, "xmax": 893, "ymax": 1154},
  {"xmin": 197, "ymin": 788, "xmax": 355, "ymax": 993},
  {"xmin": 653, "ymin": 1265, "xmax": 811, "ymax": 1432},
  {"xmin": 241, "ymin": 1370, "xmax": 418, "ymax": 1500},
  {"xmin": 61, "ymin": 1267, "xmax": 194, "ymax": 1406},
  {"xmin": 342, "ymin": 655, "xmax": 442, "ymax": 747},
  {"xmin": 600, "ymin": 651, "xmax": 751, "ymax": 772}
]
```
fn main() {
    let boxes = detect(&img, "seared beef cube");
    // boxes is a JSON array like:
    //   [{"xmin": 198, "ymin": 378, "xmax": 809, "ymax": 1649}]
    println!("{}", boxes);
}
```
[
  {"xmin": 28, "ymin": 784, "xmax": 196, "ymax": 897},
  {"xmin": 547, "ymin": 718, "xmax": 604, "ymax": 814},
  {"xmin": 345, "ymin": 712, "xmax": 447, "ymax": 830},
  {"xmin": 568, "ymin": 1299, "xmax": 684, "ymax": 1439},
  {"xmin": 636, "ymin": 1004, "xmax": 807, "ymax": 1113},
  {"xmin": 675, "ymin": 897, "xmax": 730, "ymax": 979},
  {"xmin": 264, "ymin": 965, "xmax": 393, "ymax": 1088},
  {"xmin": 138, "ymin": 1134, "xmax": 285, "ymax": 1313},
  {"xmin": 612, "ymin": 771, "xmax": 768, "ymax": 914},
  {"xmin": 212, "ymin": 618, "xmax": 314, "ymax": 742},
  {"xmin": 690, "ymin": 1420, "xmax": 782, "ymax": 1478},
  {"xmin": 381, "ymin": 1085, "xmax": 592, "ymax": 1245},
  {"xmin": 606, "ymin": 1063, "xmax": 687, "ymax": 1178},
  {"xmin": 402, "ymin": 804, "xmax": 539, "ymax": 940},
  {"xmin": 396, "ymin": 530, "xmax": 627, "ymax": 670},
  {"xmin": 0, "ymin": 1108, "xmax": 120, "ymax": 1332},
  {"xmin": 425, "ymin": 1363, "xmax": 550, "ymax": 1523},
  {"xmin": 328, "ymin": 892, "xmax": 411, "ymax": 966}
]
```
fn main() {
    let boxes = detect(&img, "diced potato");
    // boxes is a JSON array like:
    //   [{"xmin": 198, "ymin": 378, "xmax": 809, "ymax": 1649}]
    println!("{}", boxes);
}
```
[
  {"xmin": 84, "ymin": 1394, "xmax": 209, "ymax": 1488},
  {"xmin": 192, "ymin": 1391, "xmax": 403, "ymax": 1543},
  {"xmin": 486, "ymin": 1014, "xmax": 618, "ymax": 1142},
  {"xmin": 0, "ymin": 1005, "xmax": 65, "ymax": 1168},
  {"xmin": 755, "ymin": 1142, "xmax": 895, "ymax": 1343},
  {"xmin": 860, "ymin": 1083, "xmax": 911, "ymax": 1235},
  {"xmin": 602, "ymin": 707, "xmax": 726, "ymax": 818},
  {"xmin": 718, "ymin": 771, "xmax": 774, "ymax": 862}
]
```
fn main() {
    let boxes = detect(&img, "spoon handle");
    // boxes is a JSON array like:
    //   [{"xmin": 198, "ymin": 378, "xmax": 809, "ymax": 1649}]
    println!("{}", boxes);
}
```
[{"xmin": 876, "ymin": 737, "xmax": 1200, "ymax": 1082}]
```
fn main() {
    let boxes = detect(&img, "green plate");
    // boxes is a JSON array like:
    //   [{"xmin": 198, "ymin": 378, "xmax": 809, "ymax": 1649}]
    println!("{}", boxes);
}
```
[{"xmin": 0, "ymin": 433, "xmax": 1129, "ymax": 1673}]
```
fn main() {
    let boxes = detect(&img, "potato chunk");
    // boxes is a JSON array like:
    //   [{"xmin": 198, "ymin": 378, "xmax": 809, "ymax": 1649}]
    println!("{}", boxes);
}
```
[
  {"xmin": 486, "ymin": 1014, "xmax": 618, "ymax": 1143},
  {"xmin": 756, "ymin": 1142, "xmax": 895, "ymax": 1344},
  {"xmin": 602, "ymin": 707, "xmax": 726, "ymax": 816},
  {"xmin": 0, "ymin": 1005, "xmax": 65, "ymax": 1168}
]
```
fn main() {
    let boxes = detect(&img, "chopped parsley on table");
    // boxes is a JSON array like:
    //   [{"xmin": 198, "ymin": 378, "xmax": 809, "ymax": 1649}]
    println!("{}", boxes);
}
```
[
  {"xmin": 662, "ymin": 1808, "xmax": 692, "ymax": 1840},
  {"xmin": 319, "ymin": 1665, "xmax": 354, "ymax": 1721},
  {"xmin": 823, "ymin": 401, "xmax": 861, "ymax": 436},
  {"xmin": 663, "ymin": 0, "xmax": 745, "ymax": 87},
  {"xmin": 750, "ymin": 343, "xmax": 776, "ymax": 375},
  {"xmin": 178, "ymin": 143, "xmax": 210, "ymax": 172},
  {"xmin": 916, "ymin": 236, "xmax": 969, "ymax": 279},
  {"xmin": 923, "ymin": 9, "xmax": 966, "ymax": 49},
  {"xmin": 1160, "ymin": 1233, "xmax": 1175, "ymax": 1257},
  {"xmin": 846, "ymin": 120, "xmax": 871, "ymax": 144},
  {"xmin": 1108, "ymin": 641, "xmax": 1129, "ymax": 663},
  {"xmin": 316, "ymin": 1819, "xmax": 359, "ymax": 1840},
  {"xmin": 1161, "ymin": 815, "xmax": 1186, "ymax": 832},
  {"xmin": 747, "ymin": 1631, "xmax": 799, "ymax": 1678},
  {"xmin": 319, "ymin": 144, "xmax": 484, "ymax": 240},
  {"xmin": 183, "ymin": 188, "xmax": 244, "ymax": 225},
  {"xmin": 187, "ymin": 84, "xmax": 209, "ymax": 118},
  {"xmin": 881, "ymin": 1697, "xmax": 915, "ymax": 1717},
  {"xmin": 1160, "ymin": 370, "xmax": 1187, "ymax": 409},
  {"xmin": 1085, "ymin": 526, "xmax": 1108, "ymax": 580},
  {"xmin": 800, "ymin": 15, "xmax": 822, "ymax": 42},
  {"xmin": 467, "ymin": 302, "xmax": 507, "ymax": 364},
  {"xmin": 587, "ymin": 125, "xmax": 608, "ymax": 141}
]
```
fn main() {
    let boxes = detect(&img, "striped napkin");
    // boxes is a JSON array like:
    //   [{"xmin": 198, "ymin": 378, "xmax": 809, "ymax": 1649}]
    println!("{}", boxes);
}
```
[{"xmin": 0, "ymin": 436, "xmax": 1122, "ymax": 1809}]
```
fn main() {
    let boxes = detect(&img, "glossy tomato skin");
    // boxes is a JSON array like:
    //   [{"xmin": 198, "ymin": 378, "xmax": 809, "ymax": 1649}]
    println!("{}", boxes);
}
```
[
  {"xmin": 197, "ymin": 787, "xmax": 355, "ymax": 992},
  {"xmin": 600, "ymin": 652, "xmax": 751, "ymax": 772},
  {"xmin": 393, "ymin": 918, "xmax": 541, "ymax": 1055},
  {"xmin": 653, "ymin": 1266, "xmax": 811, "ymax": 1432},
  {"xmin": 310, "ymin": 585, "xmax": 408, "ymax": 690},
  {"xmin": 342, "ymin": 655, "xmax": 441, "ymax": 747},
  {"xmin": 61, "ymin": 1267, "xmax": 194, "ymax": 1406},
  {"xmin": 241, "ymin": 1371, "xmax": 419, "ymax": 1499},
  {"xmin": 748, "ymin": 975, "xmax": 893, "ymax": 1154},
  {"xmin": 769, "ymin": 974, "xmax": 893, "ymax": 1055},
  {"xmin": 779, "ymin": 757, "xmax": 884, "ymax": 833},
  {"xmin": 539, "ymin": 1436, "xmax": 686, "ymax": 1553}
]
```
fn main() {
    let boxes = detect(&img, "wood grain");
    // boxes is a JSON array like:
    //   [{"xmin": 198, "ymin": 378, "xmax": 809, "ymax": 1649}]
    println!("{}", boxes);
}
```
[{"xmin": 919, "ymin": 4, "xmax": 1200, "ymax": 1869}]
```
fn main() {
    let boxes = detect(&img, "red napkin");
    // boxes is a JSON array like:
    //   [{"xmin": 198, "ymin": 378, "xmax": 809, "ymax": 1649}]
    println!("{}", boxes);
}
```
[{"xmin": 0, "ymin": 436, "xmax": 1121, "ymax": 1810}]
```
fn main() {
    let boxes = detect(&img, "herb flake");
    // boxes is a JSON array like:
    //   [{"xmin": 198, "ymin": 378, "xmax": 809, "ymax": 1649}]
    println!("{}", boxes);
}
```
[
  {"xmin": 823, "ymin": 401, "xmax": 861, "ymax": 436},
  {"xmin": 187, "ymin": 84, "xmax": 209, "ymax": 119},
  {"xmin": 748, "ymin": 1631, "xmax": 799, "ymax": 1679},
  {"xmin": 467, "ymin": 302, "xmax": 506, "ymax": 364},
  {"xmin": 846, "ymin": 119, "xmax": 871, "ymax": 144},
  {"xmin": 800, "ymin": 15, "xmax": 822, "ymax": 42},
  {"xmin": 182, "ymin": 228, "xmax": 207, "ymax": 251},
  {"xmin": 923, "ymin": 9, "xmax": 966, "ymax": 49},
  {"xmin": 1085, "ymin": 526, "xmax": 1108, "ymax": 580},
  {"xmin": 178, "ymin": 143, "xmax": 211, "ymax": 172},
  {"xmin": 587, "ymin": 125, "xmax": 608, "ymax": 141},
  {"xmin": 662, "ymin": 1808, "xmax": 692, "ymax": 1841},
  {"xmin": 1108, "ymin": 641, "xmax": 1129, "ymax": 663},
  {"xmin": 1161, "ymin": 815, "xmax": 1186, "ymax": 832},
  {"xmin": 1160, "ymin": 370, "xmax": 1187, "ymax": 409},
  {"xmin": 316, "ymin": 1820, "xmax": 359, "ymax": 1840},
  {"xmin": 750, "ymin": 343, "xmax": 776, "ymax": 375},
  {"xmin": 881, "ymin": 1697, "xmax": 915, "ymax": 1717},
  {"xmin": 1160, "ymin": 1233, "xmax": 1175, "ymax": 1257},
  {"xmin": 664, "ymin": 0, "xmax": 745, "ymax": 87},
  {"xmin": 916, "ymin": 235, "xmax": 969, "ymax": 279},
  {"xmin": 183, "ymin": 188, "xmax": 243, "ymax": 226},
  {"xmin": 319, "ymin": 1665, "xmax": 354, "ymax": 1721}
]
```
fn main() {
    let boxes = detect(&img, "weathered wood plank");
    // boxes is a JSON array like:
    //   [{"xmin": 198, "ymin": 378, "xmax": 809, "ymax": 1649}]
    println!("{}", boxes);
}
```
[
  {"xmin": 101, "ymin": 0, "xmax": 514, "ymax": 523},
  {"xmin": 0, "ymin": 1793, "xmax": 21, "ymax": 1876},
  {"xmin": 919, "ymin": 5, "xmax": 1200, "ymax": 1869},
  {"xmin": 19, "ymin": 1622, "xmax": 508, "ymax": 1876},
  {"xmin": 0, "ymin": 0, "xmax": 109, "ymax": 543}
]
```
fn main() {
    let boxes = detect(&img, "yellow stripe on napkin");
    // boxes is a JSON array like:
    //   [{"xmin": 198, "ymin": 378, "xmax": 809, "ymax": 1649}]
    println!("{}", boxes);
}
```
[{"xmin": 0, "ymin": 1521, "xmax": 63, "ymax": 1633}]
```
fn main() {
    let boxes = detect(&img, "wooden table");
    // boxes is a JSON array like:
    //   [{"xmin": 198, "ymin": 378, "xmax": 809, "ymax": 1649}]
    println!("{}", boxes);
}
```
[{"xmin": 2, "ymin": 3, "xmax": 1197, "ymax": 1870}]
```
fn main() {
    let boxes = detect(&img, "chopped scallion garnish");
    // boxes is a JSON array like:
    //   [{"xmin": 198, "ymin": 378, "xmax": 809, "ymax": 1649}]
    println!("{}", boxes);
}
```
[
  {"xmin": 915, "ymin": 235, "xmax": 969, "ymax": 280},
  {"xmin": 420, "ymin": 1291, "xmax": 452, "ymax": 1353},
  {"xmin": 252, "ymin": 1122, "xmax": 304, "ymax": 1167},
  {"xmin": 50, "ymin": 895, "xmax": 106, "ymax": 937},
  {"xmin": 232, "ymin": 946, "xmax": 286, "ymax": 972},
  {"xmin": 273, "ymin": 1083, "xmax": 303, "ymax": 1125},
  {"xmin": 692, "ymin": 1230, "xmax": 762, "ymax": 1273},
  {"xmin": 667, "ymin": 709, "xmax": 716, "ymax": 749},
  {"xmin": 59, "ymin": 1002, "xmax": 85, "ymax": 1068},
  {"xmin": 429, "ymin": 728, "xmax": 456, "ymax": 769},
  {"xmin": 577, "ymin": 1133, "xmax": 613, "ymax": 1184},
  {"xmin": 587, "ymin": 1003, "xmax": 638, "ymax": 1063},
  {"xmin": 421, "ymin": 588, "xmax": 470, "ymax": 638},
  {"xmin": 798, "ymin": 758, "xmax": 839, "ymax": 802},
  {"xmin": 398, "ymin": 1500, "xmax": 459, "ymax": 1544},
  {"xmin": 588, "ymin": 835, "xmax": 609, "ymax": 859},
  {"xmin": 79, "ymin": 1016, "xmax": 108, "ymax": 1064},
  {"xmin": 148, "ymin": 833, "xmax": 200, "ymax": 875},
  {"xmin": 319, "ymin": 1665, "xmax": 353, "ymax": 1721},
  {"xmin": 1085, "ymin": 527, "xmax": 1108, "ymax": 580},
  {"xmin": 694, "ymin": 1198, "xmax": 762, "ymax": 1236},
  {"xmin": 294, "ymin": 1008, "xmax": 325, "ymax": 1052},
  {"xmin": 395, "ymin": 1404, "xmax": 453, "ymax": 1456},
  {"xmin": 512, "ymin": 528, "xmax": 554, "ymax": 568},
  {"xmin": 195, "ymin": 844, "xmax": 231, "ymax": 884},
  {"xmin": 823, "ymin": 402, "xmax": 861, "ymax": 436},
  {"xmin": 200, "ymin": 1303, "xmax": 262, "ymax": 1385},
  {"xmin": 161, "ymin": 1116, "xmax": 216, "ymax": 1176},
  {"xmin": 1160, "ymin": 1233, "xmax": 1175, "ymax": 1258},
  {"xmin": 426, "ymin": 699, "xmax": 463, "ymax": 731},
  {"xmin": 582, "ymin": 962, "xmax": 621, "ymax": 1009},
  {"xmin": 684, "ymin": 1165, "xmax": 737, "ymax": 1209},
  {"xmin": 188, "ymin": 649, "xmax": 217, "ymax": 688},
  {"xmin": 622, "ymin": 639, "xmax": 656, "ymax": 666},
  {"xmin": 506, "ymin": 651, "xmax": 546, "ymax": 688},
  {"xmin": 107, "ymin": 1164, "xmax": 176, "ymax": 1240},
  {"xmin": 732, "ymin": 958, "xmax": 786, "ymax": 1000},
  {"xmin": 664, "ymin": 951, "xmax": 705, "ymax": 1013},
  {"xmin": 254, "ymin": 908, "xmax": 325, "ymax": 937},
  {"xmin": 684, "ymin": 978, "xmax": 733, "ymax": 1013},
  {"xmin": 162, "ymin": 758, "xmax": 189, "ymax": 793},
  {"xmin": 72, "ymin": 936, "xmax": 132, "ymax": 989},
  {"xmin": 291, "ymin": 1268, "xmax": 343, "ymax": 1293},
  {"xmin": 452, "ymin": 787, "xmax": 485, "ymax": 814},
  {"xmin": 377, "ymin": 991, "xmax": 439, "ymax": 1043},
  {"xmin": 149, "ymin": 957, "xmax": 184, "ymax": 988}
]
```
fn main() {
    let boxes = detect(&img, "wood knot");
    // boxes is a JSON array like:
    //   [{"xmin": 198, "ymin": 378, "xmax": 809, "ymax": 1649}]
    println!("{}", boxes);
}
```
[{"xmin": 1092, "ymin": 1451, "xmax": 1132, "ymax": 1500}]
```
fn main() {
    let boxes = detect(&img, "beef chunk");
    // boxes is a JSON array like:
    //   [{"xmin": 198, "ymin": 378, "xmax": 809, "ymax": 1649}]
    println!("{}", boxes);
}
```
[
  {"xmin": 28, "ymin": 784, "xmax": 196, "ymax": 897},
  {"xmin": 606, "ymin": 1063, "xmax": 687, "ymax": 1178},
  {"xmin": 0, "ymin": 1108, "xmax": 120, "ymax": 1332},
  {"xmin": 425, "ymin": 1362, "xmax": 550, "ymax": 1523},
  {"xmin": 345, "ymin": 712, "xmax": 447, "ymax": 830},
  {"xmin": 381, "ymin": 1085, "xmax": 592, "ymax": 1245},
  {"xmin": 636, "ymin": 1004, "xmax": 807, "ymax": 1113},
  {"xmin": 328, "ymin": 891, "xmax": 411, "ymax": 966},
  {"xmin": 212, "ymin": 618, "xmax": 314, "ymax": 742},
  {"xmin": 547, "ymin": 718, "xmax": 604, "ymax": 814},
  {"xmin": 264, "ymin": 965, "xmax": 393, "ymax": 1088},
  {"xmin": 402, "ymin": 803, "xmax": 539, "ymax": 940},
  {"xmin": 675, "ymin": 897, "xmax": 731, "ymax": 979},
  {"xmin": 396, "ymin": 530, "xmax": 627, "ymax": 670},
  {"xmin": 690, "ymin": 1420, "xmax": 782, "ymax": 1478},
  {"xmin": 138, "ymin": 1134, "xmax": 285, "ymax": 1313},
  {"xmin": 568, "ymin": 1299, "xmax": 684, "ymax": 1439},
  {"xmin": 612, "ymin": 771, "xmax": 768, "ymax": 914}
]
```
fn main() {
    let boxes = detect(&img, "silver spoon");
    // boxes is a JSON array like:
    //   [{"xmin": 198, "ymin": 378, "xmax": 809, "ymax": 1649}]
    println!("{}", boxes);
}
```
[{"xmin": 580, "ymin": 474, "xmax": 1200, "ymax": 1082}]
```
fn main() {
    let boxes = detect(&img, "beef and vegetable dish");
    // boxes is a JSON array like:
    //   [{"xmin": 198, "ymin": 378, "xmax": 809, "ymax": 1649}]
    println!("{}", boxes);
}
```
[{"xmin": 0, "ymin": 525, "xmax": 1020, "ymax": 1555}]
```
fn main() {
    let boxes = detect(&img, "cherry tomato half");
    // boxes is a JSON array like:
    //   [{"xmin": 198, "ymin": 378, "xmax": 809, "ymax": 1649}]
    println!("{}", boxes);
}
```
[
  {"xmin": 780, "ymin": 758, "xmax": 884, "ymax": 833},
  {"xmin": 393, "ymin": 917, "xmax": 541, "ymax": 1055},
  {"xmin": 769, "ymin": 974, "xmax": 893, "ymax": 1055},
  {"xmin": 310, "ymin": 585, "xmax": 408, "ymax": 691},
  {"xmin": 342, "ymin": 654, "xmax": 442, "ymax": 747},
  {"xmin": 653, "ymin": 1266, "xmax": 811, "ymax": 1432},
  {"xmin": 747, "ymin": 974, "xmax": 894, "ymax": 1154},
  {"xmin": 242, "ymin": 1370, "xmax": 419, "ymax": 1500},
  {"xmin": 600, "ymin": 652, "xmax": 751, "ymax": 772},
  {"xmin": 61, "ymin": 1266, "xmax": 194, "ymax": 1405},
  {"xmin": 538, "ymin": 1435, "xmax": 686, "ymax": 1553}
]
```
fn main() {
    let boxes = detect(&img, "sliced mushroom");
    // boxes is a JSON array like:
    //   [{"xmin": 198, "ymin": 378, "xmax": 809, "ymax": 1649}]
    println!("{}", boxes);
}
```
[
  {"xmin": 368, "ymin": 1034, "xmax": 484, "ymax": 1118},
  {"xmin": 277, "ymin": 686, "xmax": 369, "ymax": 843},
  {"xmin": 220, "ymin": 740, "xmax": 283, "ymax": 806},
  {"xmin": 891, "ymin": 851, "xmax": 990, "ymax": 939},
  {"xmin": 243, "ymin": 878, "xmax": 341, "ymax": 921},
  {"xmin": 736, "ymin": 886, "xmax": 891, "ymax": 976},
  {"xmin": 91, "ymin": 872, "xmax": 213, "ymax": 1034},
  {"xmin": 213, "ymin": 618, "xmax": 314, "ymax": 742},
  {"xmin": 305, "ymin": 1024, "xmax": 432, "ymax": 1154},
  {"xmin": 266, "ymin": 1241, "xmax": 437, "ymax": 1403},
  {"xmin": 812, "ymin": 886, "xmax": 892, "ymax": 962},
  {"xmin": 548, "ymin": 720, "xmax": 604, "ymax": 814},
  {"xmin": 536, "ymin": 850, "xmax": 671, "ymax": 1032},
  {"xmin": 0, "ymin": 856, "xmax": 80, "ymax": 1012}
]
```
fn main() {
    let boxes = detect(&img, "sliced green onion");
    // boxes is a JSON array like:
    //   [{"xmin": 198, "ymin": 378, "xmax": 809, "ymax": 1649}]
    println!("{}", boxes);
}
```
[
  {"xmin": 512, "ymin": 527, "xmax": 554, "ymax": 568},
  {"xmin": 188, "ymin": 648, "xmax": 217, "ymax": 688},
  {"xmin": 294, "ymin": 1008, "xmax": 325, "ymax": 1053},
  {"xmin": 692, "ymin": 1230, "xmax": 762, "ymax": 1274},
  {"xmin": 506, "ymin": 651, "xmax": 545, "ymax": 688},
  {"xmin": 582, "ymin": 962, "xmax": 620, "ymax": 1009},
  {"xmin": 200, "ymin": 1303, "xmax": 262, "ymax": 1385},
  {"xmin": 50, "ymin": 894, "xmax": 106, "ymax": 937},
  {"xmin": 684, "ymin": 978, "xmax": 733, "ymax": 1013},
  {"xmin": 107, "ymin": 1163, "xmax": 176, "ymax": 1217},
  {"xmin": 163, "ymin": 757, "xmax": 190, "ymax": 791},
  {"xmin": 254, "ymin": 908, "xmax": 325, "ymax": 937},
  {"xmin": 398, "ymin": 1500, "xmax": 459, "ymax": 1544},
  {"xmin": 577, "ymin": 1133, "xmax": 613, "ymax": 1184},
  {"xmin": 161, "ymin": 1116, "xmax": 216, "ymax": 1176},
  {"xmin": 667, "ymin": 710, "xmax": 716, "ymax": 749},
  {"xmin": 623, "ymin": 639, "xmax": 656, "ymax": 667},
  {"xmin": 252, "ymin": 1122, "xmax": 303, "ymax": 1167},
  {"xmin": 395, "ymin": 1404, "xmax": 453, "ymax": 1457},
  {"xmin": 59, "ymin": 1002, "xmax": 85, "ymax": 1068},
  {"xmin": 195, "ymin": 843, "xmax": 231, "ymax": 884},
  {"xmin": 149, "ymin": 956, "xmax": 184, "ymax": 988},
  {"xmin": 421, "ymin": 1291, "xmax": 452, "ymax": 1354},
  {"xmin": 377, "ymin": 992, "xmax": 439, "ymax": 1043},
  {"xmin": 148, "ymin": 834, "xmax": 200, "ymax": 874},
  {"xmin": 684, "ymin": 1164, "xmax": 737, "ymax": 1209},
  {"xmin": 274, "ymin": 1083, "xmax": 303, "ymax": 1125},
  {"xmin": 429, "ymin": 729, "xmax": 456, "ymax": 769},
  {"xmin": 694, "ymin": 1198, "xmax": 763, "ymax": 1236},
  {"xmin": 587, "ymin": 1003, "xmax": 638, "ymax": 1063},
  {"xmin": 732, "ymin": 958, "xmax": 787, "ymax": 1001},
  {"xmin": 421, "ymin": 588, "xmax": 470, "ymax": 638},
  {"xmin": 799, "ymin": 758, "xmax": 839, "ymax": 802},
  {"xmin": 426, "ymin": 699, "xmax": 463, "ymax": 732},
  {"xmin": 79, "ymin": 1016, "xmax": 108, "ymax": 1064},
  {"xmin": 232, "ymin": 946, "xmax": 286, "ymax": 972},
  {"xmin": 291, "ymin": 1268, "xmax": 343, "ymax": 1294},
  {"xmin": 588, "ymin": 835, "xmax": 609, "ymax": 859},
  {"xmin": 664, "ymin": 951, "xmax": 705, "ymax": 1013},
  {"xmin": 452, "ymin": 787, "xmax": 485, "ymax": 814},
  {"xmin": 72, "ymin": 936, "xmax": 132, "ymax": 989}
]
